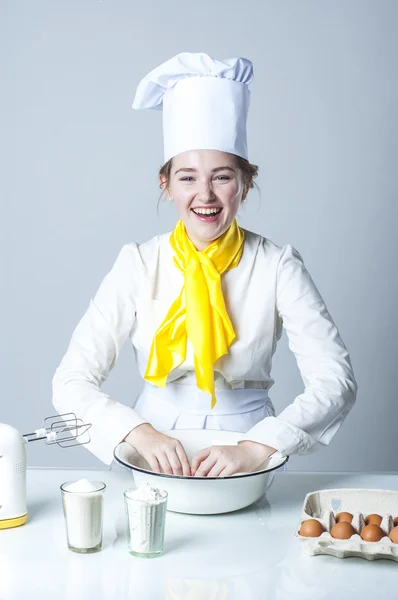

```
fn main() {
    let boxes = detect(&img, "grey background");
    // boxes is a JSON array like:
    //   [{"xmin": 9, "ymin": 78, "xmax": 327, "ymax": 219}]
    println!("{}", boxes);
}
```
[{"xmin": 2, "ymin": 0, "xmax": 397, "ymax": 470}]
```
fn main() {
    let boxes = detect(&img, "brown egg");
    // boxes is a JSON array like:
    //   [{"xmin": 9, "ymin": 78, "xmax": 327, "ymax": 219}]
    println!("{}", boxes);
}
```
[
  {"xmin": 364, "ymin": 514, "xmax": 382, "ymax": 526},
  {"xmin": 335, "ymin": 512, "xmax": 353, "ymax": 523},
  {"xmin": 299, "ymin": 519, "xmax": 326, "ymax": 537},
  {"xmin": 360, "ymin": 524, "xmax": 385, "ymax": 542},
  {"xmin": 330, "ymin": 521, "xmax": 356, "ymax": 539},
  {"xmin": 393, "ymin": 517, "xmax": 398, "ymax": 527},
  {"xmin": 389, "ymin": 526, "xmax": 398, "ymax": 543}
]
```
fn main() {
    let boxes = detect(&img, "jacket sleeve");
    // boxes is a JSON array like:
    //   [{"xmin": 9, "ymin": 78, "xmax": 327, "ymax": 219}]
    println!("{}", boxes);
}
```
[
  {"xmin": 241, "ymin": 244, "xmax": 357, "ymax": 456},
  {"xmin": 52, "ymin": 244, "xmax": 147, "ymax": 465}
]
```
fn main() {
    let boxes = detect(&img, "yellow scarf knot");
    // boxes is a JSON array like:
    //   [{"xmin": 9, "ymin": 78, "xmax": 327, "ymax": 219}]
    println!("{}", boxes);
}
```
[{"xmin": 144, "ymin": 219, "xmax": 244, "ymax": 408}]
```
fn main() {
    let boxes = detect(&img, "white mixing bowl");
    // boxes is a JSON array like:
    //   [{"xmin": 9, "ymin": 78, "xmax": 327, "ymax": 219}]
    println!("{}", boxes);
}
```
[{"xmin": 113, "ymin": 429, "xmax": 288, "ymax": 515}]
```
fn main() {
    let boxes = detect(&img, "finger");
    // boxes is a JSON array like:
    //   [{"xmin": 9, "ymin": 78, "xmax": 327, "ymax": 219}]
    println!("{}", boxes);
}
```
[
  {"xmin": 175, "ymin": 444, "xmax": 192, "ymax": 477},
  {"xmin": 218, "ymin": 464, "xmax": 236, "ymax": 478},
  {"xmin": 191, "ymin": 447, "xmax": 212, "ymax": 473},
  {"xmin": 166, "ymin": 448, "xmax": 184, "ymax": 476},
  {"xmin": 206, "ymin": 460, "xmax": 228, "ymax": 478},
  {"xmin": 157, "ymin": 453, "xmax": 174, "ymax": 475},
  {"xmin": 145, "ymin": 454, "xmax": 161, "ymax": 474},
  {"xmin": 194, "ymin": 453, "xmax": 218, "ymax": 477}
]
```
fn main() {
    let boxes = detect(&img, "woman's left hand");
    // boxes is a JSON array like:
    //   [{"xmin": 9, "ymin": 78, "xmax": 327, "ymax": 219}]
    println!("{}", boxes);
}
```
[{"xmin": 190, "ymin": 441, "xmax": 278, "ymax": 477}]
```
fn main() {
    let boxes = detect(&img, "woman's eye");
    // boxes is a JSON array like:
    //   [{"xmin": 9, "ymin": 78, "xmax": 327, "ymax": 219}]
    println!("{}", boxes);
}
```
[{"xmin": 179, "ymin": 175, "xmax": 231, "ymax": 182}]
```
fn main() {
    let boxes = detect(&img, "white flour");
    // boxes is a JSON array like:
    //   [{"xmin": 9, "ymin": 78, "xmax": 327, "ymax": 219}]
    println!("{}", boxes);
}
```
[
  {"xmin": 62, "ymin": 479, "xmax": 105, "ymax": 550},
  {"xmin": 126, "ymin": 482, "xmax": 166, "ymax": 504}
]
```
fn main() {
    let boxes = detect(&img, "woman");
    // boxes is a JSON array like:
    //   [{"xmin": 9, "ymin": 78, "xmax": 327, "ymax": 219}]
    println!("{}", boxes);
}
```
[{"xmin": 52, "ymin": 53, "xmax": 357, "ymax": 478}]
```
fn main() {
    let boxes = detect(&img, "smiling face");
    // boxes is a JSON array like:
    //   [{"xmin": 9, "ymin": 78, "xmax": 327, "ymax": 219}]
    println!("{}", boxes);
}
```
[{"xmin": 161, "ymin": 149, "xmax": 247, "ymax": 251}]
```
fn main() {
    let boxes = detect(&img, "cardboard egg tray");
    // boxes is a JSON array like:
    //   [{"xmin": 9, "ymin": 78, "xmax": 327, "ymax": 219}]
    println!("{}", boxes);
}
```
[{"xmin": 295, "ymin": 488, "xmax": 398, "ymax": 561}]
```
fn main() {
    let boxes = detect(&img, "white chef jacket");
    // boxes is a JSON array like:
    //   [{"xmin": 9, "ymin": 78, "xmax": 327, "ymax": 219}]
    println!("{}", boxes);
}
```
[{"xmin": 52, "ymin": 228, "xmax": 357, "ymax": 465}]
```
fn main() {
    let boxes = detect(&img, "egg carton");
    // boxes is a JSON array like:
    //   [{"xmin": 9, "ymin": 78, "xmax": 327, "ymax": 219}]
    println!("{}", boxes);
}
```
[{"xmin": 295, "ymin": 488, "xmax": 398, "ymax": 561}]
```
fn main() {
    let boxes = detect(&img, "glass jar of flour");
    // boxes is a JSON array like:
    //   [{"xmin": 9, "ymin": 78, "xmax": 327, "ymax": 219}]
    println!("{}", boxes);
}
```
[{"xmin": 124, "ymin": 483, "xmax": 168, "ymax": 558}]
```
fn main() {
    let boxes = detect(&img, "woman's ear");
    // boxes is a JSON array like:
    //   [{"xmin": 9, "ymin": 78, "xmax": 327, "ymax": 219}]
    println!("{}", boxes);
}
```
[
  {"xmin": 241, "ymin": 182, "xmax": 250, "ymax": 204},
  {"xmin": 159, "ymin": 175, "xmax": 172, "ymax": 201},
  {"xmin": 158, "ymin": 174, "xmax": 166, "ymax": 191}
]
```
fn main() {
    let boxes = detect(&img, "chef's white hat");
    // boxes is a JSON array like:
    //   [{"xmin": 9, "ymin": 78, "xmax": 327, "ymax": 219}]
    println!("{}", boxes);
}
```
[{"xmin": 132, "ymin": 52, "xmax": 253, "ymax": 163}]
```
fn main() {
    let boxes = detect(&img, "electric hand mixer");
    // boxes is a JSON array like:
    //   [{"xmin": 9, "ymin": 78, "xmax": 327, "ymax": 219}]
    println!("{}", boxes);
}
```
[{"xmin": 0, "ymin": 413, "xmax": 92, "ymax": 529}]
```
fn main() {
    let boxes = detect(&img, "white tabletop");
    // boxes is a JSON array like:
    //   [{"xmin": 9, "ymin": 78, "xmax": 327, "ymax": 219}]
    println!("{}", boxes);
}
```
[{"xmin": 1, "ymin": 468, "xmax": 397, "ymax": 599}]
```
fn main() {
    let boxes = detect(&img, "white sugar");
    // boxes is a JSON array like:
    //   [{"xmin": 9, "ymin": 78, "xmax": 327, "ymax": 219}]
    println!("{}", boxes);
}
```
[{"xmin": 64, "ymin": 478, "xmax": 101, "ymax": 493}]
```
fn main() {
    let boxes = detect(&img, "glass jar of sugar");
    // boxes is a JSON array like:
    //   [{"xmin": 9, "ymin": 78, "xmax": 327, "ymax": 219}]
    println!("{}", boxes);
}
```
[
  {"xmin": 124, "ymin": 483, "xmax": 168, "ymax": 558},
  {"xmin": 60, "ymin": 479, "xmax": 106, "ymax": 553}
]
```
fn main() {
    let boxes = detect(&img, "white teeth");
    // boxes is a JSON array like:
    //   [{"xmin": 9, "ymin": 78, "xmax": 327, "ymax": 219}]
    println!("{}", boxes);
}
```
[{"xmin": 192, "ymin": 208, "xmax": 222, "ymax": 215}]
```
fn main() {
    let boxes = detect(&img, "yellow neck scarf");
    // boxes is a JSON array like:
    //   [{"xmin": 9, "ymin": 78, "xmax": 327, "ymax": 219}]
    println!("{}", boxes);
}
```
[{"xmin": 144, "ymin": 219, "xmax": 244, "ymax": 408}]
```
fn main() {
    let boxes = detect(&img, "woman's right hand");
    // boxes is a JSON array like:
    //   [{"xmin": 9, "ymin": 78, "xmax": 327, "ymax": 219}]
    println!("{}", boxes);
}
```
[{"xmin": 124, "ymin": 423, "xmax": 191, "ymax": 476}]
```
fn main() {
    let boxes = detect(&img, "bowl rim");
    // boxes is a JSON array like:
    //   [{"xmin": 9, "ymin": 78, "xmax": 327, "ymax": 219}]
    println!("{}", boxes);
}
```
[{"xmin": 113, "ymin": 435, "xmax": 289, "ymax": 481}]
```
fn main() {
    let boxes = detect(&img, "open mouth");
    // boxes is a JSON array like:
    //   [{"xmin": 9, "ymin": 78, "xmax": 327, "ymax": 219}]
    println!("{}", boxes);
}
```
[{"xmin": 191, "ymin": 207, "xmax": 223, "ymax": 221}]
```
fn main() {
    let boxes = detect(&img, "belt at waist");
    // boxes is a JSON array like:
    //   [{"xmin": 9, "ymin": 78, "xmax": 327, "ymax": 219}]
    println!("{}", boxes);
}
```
[
  {"xmin": 167, "ymin": 372, "xmax": 270, "ymax": 391},
  {"xmin": 138, "ymin": 382, "xmax": 272, "ymax": 416}
]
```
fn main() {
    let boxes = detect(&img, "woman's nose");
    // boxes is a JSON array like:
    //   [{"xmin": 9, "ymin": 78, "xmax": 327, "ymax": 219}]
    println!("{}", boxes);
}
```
[{"xmin": 196, "ymin": 181, "xmax": 216, "ymax": 201}]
